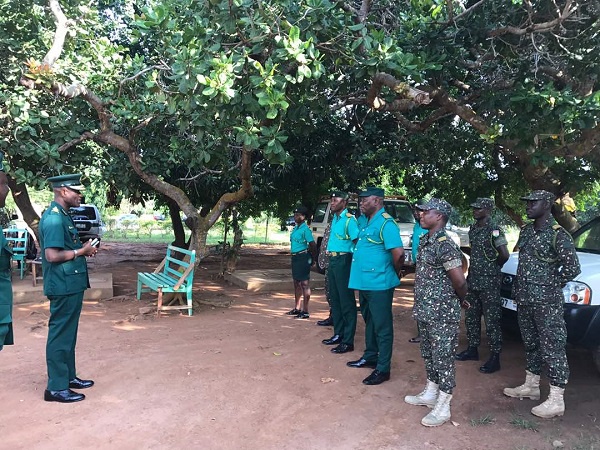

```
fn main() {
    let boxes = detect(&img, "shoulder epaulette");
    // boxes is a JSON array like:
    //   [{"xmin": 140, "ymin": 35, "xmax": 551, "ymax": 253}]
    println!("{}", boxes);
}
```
[
  {"xmin": 437, "ymin": 236, "xmax": 447, "ymax": 242},
  {"xmin": 382, "ymin": 212, "xmax": 393, "ymax": 219},
  {"xmin": 346, "ymin": 212, "xmax": 354, "ymax": 218},
  {"xmin": 552, "ymin": 224, "xmax": 562, "ymax": 230}
]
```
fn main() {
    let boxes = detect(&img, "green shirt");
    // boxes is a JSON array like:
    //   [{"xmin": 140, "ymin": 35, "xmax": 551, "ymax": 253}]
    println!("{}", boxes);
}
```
[
  {"xmin": 40, "ymin": 201, "xmax": 90, "ymax": 296},
  {"xmin": 348, "ymin": 208, "xmax": 402, "ymax": 290},
  {"xmin": 290, "ymin": 221, "xmax": 314, "ymax": 253},
  {"xmin": 326, "ymin": 208, "xmax": 359, "ymax": 253}
]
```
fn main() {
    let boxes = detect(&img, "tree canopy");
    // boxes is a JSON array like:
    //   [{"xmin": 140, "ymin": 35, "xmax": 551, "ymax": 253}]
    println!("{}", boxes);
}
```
[{"xmin": 1, "ymin": 0, "xmax": 598, "ymax": 252}]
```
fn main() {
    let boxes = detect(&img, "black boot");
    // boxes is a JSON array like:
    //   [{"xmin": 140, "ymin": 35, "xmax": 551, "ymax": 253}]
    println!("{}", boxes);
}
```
[
  {"xmin": 317, "ymin": 316, "xmax": 333, "ymax": 326},
  {"xmin": 455, "ymin": 346, "xmax": 479, "ymax": 361},
  {"xmin": 479, "ymin": 352, "xmax": 501, "ymax": 374}
]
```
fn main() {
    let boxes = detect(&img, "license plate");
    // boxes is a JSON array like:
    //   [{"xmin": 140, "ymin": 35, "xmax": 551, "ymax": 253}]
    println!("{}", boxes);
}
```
[
  {"xmin": 75, "ymin": 223, "xmax": 85, "ymax": 229},
  {"xmin": 501, "ymin": 297, "xmax": 517, "ymax": 311}
]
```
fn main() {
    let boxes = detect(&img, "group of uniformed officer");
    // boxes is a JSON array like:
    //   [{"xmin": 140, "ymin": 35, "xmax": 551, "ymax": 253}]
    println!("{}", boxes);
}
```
[
  {"xmin": 315, "ymin": 189, "xmax": 581, "ymax": 427},
  {"xmin": 319, "ymin": 187, "xmax": 405, "ymax": 386}
]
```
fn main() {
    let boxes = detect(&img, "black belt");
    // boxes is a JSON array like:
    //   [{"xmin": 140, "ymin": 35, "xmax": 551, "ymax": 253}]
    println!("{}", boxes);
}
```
[
  {"xmin": 329, "ymin": 252, "xmax": 350, "ymax": 256},
  {"xmin": 292, "ymin": 250, "xmax": 308, "ymax": 255}
]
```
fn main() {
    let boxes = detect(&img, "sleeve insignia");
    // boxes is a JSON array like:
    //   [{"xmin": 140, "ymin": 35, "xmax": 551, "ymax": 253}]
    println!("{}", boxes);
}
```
[{"xmin": 51, "ymin": 206, "xmax": 60, "ymax": 213}]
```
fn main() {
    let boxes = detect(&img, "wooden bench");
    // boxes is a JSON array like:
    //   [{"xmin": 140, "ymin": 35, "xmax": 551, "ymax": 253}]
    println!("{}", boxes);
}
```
[{"xmin": 136, "ymin": 245, "xmax": 196, "ymax": 316}]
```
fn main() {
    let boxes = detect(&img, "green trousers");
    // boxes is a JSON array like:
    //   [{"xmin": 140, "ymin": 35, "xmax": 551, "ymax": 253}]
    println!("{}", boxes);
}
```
[
  {"xmin": 46, "ymin": 292, "xmax": 84, "ymax": 391},
  {"xmin": 358, "ymin": 288, "xmax": 395, "ymax": 373},
  {"xmin": 328, "ymin": 254, "xmax": 357, "ymax": 345}
]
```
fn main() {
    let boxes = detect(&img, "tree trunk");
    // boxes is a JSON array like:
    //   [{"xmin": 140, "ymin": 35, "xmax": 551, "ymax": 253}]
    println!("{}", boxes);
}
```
[
  {"xmin": 7, "ymin": 176, "xmax": 40, "ymax": 241},
  {"xmin": 167, "ymin": 198, "xmax": 186, "ymax": 247}
]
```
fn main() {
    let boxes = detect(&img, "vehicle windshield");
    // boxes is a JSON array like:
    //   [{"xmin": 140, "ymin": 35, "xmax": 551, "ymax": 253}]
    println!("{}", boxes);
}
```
[
  {"xmin": 572, "ymin": 217, "xmax": 600, "ymax": 254},
  {"xmin": 69, "ymin": 206, "xmax": 96, "ymax": 220},
  {"xmin": 313, "ymin": 202, "xmax": 328, "ymax": 223}
]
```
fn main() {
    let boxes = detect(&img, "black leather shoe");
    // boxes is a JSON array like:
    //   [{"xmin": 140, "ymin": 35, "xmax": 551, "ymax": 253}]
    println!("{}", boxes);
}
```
[
  {"xmin": 317, "ymin": 317, "xmax": 333, "ymax": 326},
  {"xmin": 44, "ymin": 389, "xmax": 85, "ymax": 403},
  {"xmin": 346, "ymin": 358, "xmax": 377, "ymax": 369},
  {"xmin": 69, "ymin": 377, "xmax": 94, "ymax": 389},
  {"xmin": 331, "ymin": 343, "xmax": 354, "ymax": 354},
  {"xmin": 362, "ymin": 369, "xmax": 390, "ymax": 385},
  {"xmin": 479, "ymin": 352, "xmax": 501, "ymax": 374},
  {"xmin": 455, "ymin": 346, "xmax": 479, "ymax": 361},
  {"xmin": 322, "ymin": 334, "xmax": 341, "ymax": 345}
]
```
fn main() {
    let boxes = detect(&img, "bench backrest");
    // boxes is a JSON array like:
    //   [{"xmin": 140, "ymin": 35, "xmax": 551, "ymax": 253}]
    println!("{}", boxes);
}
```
[
  {"xmin": 4, "ymin": 228, "xmax": 28, "ymax": 259},
  {"xmin": 161, "ymin": 245, "xmax": 196, "ymax": 285}
]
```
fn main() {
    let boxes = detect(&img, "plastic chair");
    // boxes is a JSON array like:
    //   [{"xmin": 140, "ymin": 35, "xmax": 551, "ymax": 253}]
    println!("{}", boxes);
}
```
[{"xmin": 3, "ymin": 228, "xmax": 28, "ymax": 279}]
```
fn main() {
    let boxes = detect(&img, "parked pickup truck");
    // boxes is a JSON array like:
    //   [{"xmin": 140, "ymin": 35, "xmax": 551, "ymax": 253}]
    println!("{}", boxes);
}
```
[{"xmin": 500, "ymin": 216, "xmax": 600, "ymax": 373}]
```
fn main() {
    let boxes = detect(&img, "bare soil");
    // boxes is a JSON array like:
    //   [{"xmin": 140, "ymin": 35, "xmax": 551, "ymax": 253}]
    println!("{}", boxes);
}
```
[{"xmin": 2, "ymin": 242, "xmax": 599, "ymax": 450}]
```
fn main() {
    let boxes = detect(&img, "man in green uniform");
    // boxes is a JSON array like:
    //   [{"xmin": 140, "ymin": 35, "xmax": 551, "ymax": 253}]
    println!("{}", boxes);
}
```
[
  {"xmin": 323, "ymin": 191, "xmax": 359, "ymax": 354},
  {"xmin": 456, "ymin": 198, "xmax": 509, "ymax": 373},
  {"xmin": 504, "ymin": 190, "xmax": 580, "ymax": 418},
  {"xmin": 405, "ymin": 198, "xmax": 468, "ymax": 427},
  {"xmin": 0, "ymin": 152, "xmax": 14, "ymax": 352},
  {"xmin": 40, "ymin": 174, "xmax": 99, "ymax": 403},
  {"xmin": 347, "ymin": 187, "xmax": 404, "ymax": 385}
]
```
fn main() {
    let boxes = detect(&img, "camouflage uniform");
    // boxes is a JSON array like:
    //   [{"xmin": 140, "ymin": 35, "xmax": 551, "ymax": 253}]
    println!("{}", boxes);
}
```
[
  {"xmin": 414, "ymin": 228, "xmax": 464, "ymax": 393},
  {"xmin": 514, "ymin": 214, "xmax": 581, "ymax": 387},
  {"xmin": 465, "ymin": 219, "xmax": 508, "ymax": 353}
]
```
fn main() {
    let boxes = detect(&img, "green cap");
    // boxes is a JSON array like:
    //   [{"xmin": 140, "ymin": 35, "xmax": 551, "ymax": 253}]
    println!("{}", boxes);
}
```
[
  {"xmin": 471, "ymin": 197, "xmax": 495, "ymax": 209},
  {"xmin": 417, "ymin": 198, "xmax": 453, "ymax": 217},
  {"xmin": 358, "ymin": 186, "xmax": 384, "ymax": 197},
  {"xmin": 330, "ymin": 190, "xmax": 349, "ymax": 200},
  {"xmin": 520, "ymin": 190, "xmax": 555, "ymax": 202},
  {"xmin": 48, "ymin": 174, "xmax": 85, "ymax": 191}
]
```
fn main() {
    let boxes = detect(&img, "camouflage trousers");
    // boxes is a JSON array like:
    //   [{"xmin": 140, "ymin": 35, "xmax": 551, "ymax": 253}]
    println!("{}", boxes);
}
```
[
  {"xmin": 464, "ymin": 288, "xmax": 502, "ymax": 353},
  {"xmin": 419, "ymin": 319, "xmax": 459, "ymax": 394},
  {"xmin": 517, "ymin": 302, "xmax": 569, "ymax": 387}
]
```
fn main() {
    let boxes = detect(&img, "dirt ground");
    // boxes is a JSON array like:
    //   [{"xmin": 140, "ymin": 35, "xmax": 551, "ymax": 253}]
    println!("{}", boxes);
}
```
[{"xmin": 2, "ymin": 242, "xmax": 599, "ymax": 450}]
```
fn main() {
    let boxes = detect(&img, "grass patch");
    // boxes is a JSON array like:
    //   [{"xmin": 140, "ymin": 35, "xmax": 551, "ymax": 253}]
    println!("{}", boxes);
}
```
[
  {"xmin": 571, "ymin": 431, "xmax": 600, "ymax": 450},
  {"xmin": 470, "ymin": 414, "xmax": 496, "ymax": 426},
  {"xmin": 509, "ymin": 414, "xmax": 539, "ymax": 432}
]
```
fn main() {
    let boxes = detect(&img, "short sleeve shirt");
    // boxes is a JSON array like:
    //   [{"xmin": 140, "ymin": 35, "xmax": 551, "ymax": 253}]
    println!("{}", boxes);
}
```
[
  {"xmin": 414, "ymin": 229, "xmax": 463, "ymax": 323},
  {"xmin": 290, "ymin": 221, "xmax": 314, "ymax": 253},
  {"xmin": 348, "ymin": 208, "xmax": 402, "ymax": 290},
  {"xmin": 40, "ymin": 201, "xmax": 90, "ymax": 296},
  {"xmin": 327, "ymin": 208, "xmax": 359, "ymax": 253},
  {"xmin": 467, "ymin": 220, "xmax": 508, "ymax": 290},
  {"xmin": 514, "ymin": 218, "xmax": 581, "ymax": 305}
]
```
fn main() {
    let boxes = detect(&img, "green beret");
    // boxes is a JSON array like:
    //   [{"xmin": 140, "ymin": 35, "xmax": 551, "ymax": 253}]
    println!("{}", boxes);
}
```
[
  {"xmin": 417, "ymin": 197, "xmax": 453, "ymax": 217},
  {"xmin": 358, "ymin": 186, "xmax": 384, "ymax": 197},
  {"xmin": 520, "ymin": 190, "xmax": 556, "ymax": 202},
  {"xmin": 330, "ymin": 190, "xmax": 349, "ymax": 200},
  {"xmin": 48, "ymin": 174, "xmax": 85, "ymax": 191},
  {"xmin": 470, "ymin": 197, "xmax": 495, "ymax": 209}
]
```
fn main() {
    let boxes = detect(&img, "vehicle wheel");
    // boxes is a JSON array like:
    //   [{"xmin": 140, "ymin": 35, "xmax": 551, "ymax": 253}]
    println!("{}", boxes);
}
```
[{"xmin": 593, "ymin": 346, "xmax": 600, "ymax": 375}]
